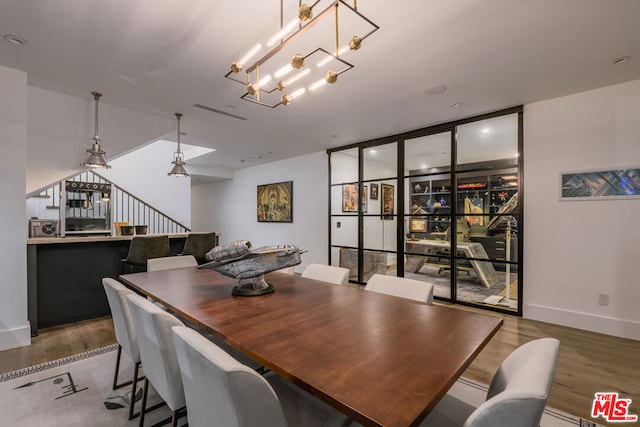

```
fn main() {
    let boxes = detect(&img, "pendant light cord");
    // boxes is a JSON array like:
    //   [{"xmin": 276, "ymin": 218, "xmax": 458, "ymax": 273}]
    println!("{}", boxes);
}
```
[{"xmin": 175, "ymin": 113, "xmax": 183, "ymax": 154}]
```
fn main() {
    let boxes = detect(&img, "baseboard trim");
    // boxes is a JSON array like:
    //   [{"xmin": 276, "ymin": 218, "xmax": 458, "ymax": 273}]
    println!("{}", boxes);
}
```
[
  {"xmin": 0, "ymin": 323, "xmax": 31, "ymax": 351},
  {"xmin": 524, "ymin": 304, "xmax": 640, "ymax": 341}
]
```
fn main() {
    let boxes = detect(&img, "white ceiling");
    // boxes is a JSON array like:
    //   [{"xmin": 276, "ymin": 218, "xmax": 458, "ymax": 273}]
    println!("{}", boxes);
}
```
[{"xmin": 2, "ymin": 0, "xmax": 640, "ymax": 182}]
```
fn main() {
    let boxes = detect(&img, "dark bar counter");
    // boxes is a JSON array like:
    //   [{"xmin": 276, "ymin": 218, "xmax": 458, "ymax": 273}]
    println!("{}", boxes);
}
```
[{"xmin": 26, "ymin": 234, "xmax": 189, "ymax": 335}]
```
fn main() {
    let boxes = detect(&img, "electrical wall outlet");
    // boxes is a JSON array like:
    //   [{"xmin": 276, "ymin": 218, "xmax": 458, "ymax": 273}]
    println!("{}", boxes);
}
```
[{"xmin": 598, "ymin": 293, "xmax": 610, "ymax": 306}]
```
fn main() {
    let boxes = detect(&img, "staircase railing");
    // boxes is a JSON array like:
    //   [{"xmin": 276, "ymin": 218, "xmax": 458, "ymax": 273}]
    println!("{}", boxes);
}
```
[{"xmin": 27, "ymin": 170, "xmax": 190, "ymax": 236}]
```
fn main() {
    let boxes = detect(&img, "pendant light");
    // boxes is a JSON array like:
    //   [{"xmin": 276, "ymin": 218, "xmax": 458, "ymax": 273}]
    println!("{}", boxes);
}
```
[
  {"xmin": 168, "ymin": 113, "xmax": 190, "ymax": 177},
  {"xmin": 82, "ymin": 92, "xmax": 110, "ymax": 169}
]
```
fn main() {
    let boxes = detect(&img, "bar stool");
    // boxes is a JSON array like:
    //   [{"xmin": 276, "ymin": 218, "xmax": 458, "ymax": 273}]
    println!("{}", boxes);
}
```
[
  {"xmin": 121, "ymin": 235, "xmax": 170, "ymax": 273},
  {"xmin": 179, "ymin": 232, "xmax": 217, "ymax": 264}
]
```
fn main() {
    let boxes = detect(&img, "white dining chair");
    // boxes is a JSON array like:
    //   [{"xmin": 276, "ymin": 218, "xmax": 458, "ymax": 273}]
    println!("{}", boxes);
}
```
[
  {"xmin": 126, "ymin": 293, "xmax": 187, "ymax": 427},
  {"xmin": 146, "ymin": 257, "xmax": 264, "ymax": 372},
  {"xmin": 172, "ymin": 325, "xmax": 352, "ymax": 427},
  {"xmin": 147, "ymin": 255, "xmax": 198, "ymax": 272},
  {"xmin": 301, "ymin": 263, "xmax": 349, "ymax": 285},
  {"xmin": 420, "ymin": 338, "xmax": 560, "ymax": 427},
  {"xmin": 102, "ymin": 278, "xmax": 144, "ymax": 420},
  {"xmin": 364, "ymin": 274, "xmax": 434, "ymax": 303}
]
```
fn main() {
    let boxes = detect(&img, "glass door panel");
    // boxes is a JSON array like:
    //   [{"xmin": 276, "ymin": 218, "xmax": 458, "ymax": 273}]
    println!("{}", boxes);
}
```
[
  {"xmin": 404, "ymin": 132, "xmax": 452, "ymax": 299},
  {"xmin": 362, "ymin": 142, "xmax": 397, "ymax": 280},
  {"xmin": 330, "ymin": 148, "xmax": 359, "ymax": 271},
  {"xmin": 455, "ymin": 114, "xmax": 519, "ymax": 311}
]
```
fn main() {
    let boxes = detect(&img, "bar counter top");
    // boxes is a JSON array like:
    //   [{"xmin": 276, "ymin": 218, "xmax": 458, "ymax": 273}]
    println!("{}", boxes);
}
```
[{"xmin": 27, "ymin": 233, "xmax": 188, "ymax": 245}]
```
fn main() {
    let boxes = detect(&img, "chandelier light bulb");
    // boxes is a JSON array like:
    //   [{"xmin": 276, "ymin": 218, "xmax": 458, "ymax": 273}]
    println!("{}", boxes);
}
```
[
  {"xmin": 274, "ymin": 64, "xmax": 294, "ymax": 79},
  {"xmin": 285, "ymin": 68, "xmax": 310, "ymax": 86},
  {"xmin": 266, "ymin": 17, "xmax": 300, "ymax": 47},
  {"xmin": 280, "ymin": 87, "xmax": 306, "ymax": 106},
  {"xmin": 247, "ymin": 74, "xmax": 272, "ymax": 95},
  {"xmin": 231, "ymin": 43, "xmax": 262, "ymax": 73},
  {"xmin": 278, "ymin": 68, "xmax": 310, "ymax": 91},
  {"xmin": 308, "ymin": 78, "xmax": 327, "ymax": 91},
  {"xmin": 317, "ymin": 45, "xmax": 350, "ymax": 67},
  {"xmin": 281, "ymin": 94, "xmax": 293, "ymax": 105},
  {"xmin": 291, "ymin": 87, "xmax": 306, "ymax": 99}
]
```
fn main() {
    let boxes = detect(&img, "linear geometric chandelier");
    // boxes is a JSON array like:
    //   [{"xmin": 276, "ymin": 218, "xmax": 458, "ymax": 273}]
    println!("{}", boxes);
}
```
[{"xmin": 225, "ymin": 0, "xmax": 379, "ymax": 108}]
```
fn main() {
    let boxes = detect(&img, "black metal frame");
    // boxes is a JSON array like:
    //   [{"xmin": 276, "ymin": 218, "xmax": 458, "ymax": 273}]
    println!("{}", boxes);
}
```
[{"xmin": 327, "ymin": 106, "xmax": 524, "ymax": 316}]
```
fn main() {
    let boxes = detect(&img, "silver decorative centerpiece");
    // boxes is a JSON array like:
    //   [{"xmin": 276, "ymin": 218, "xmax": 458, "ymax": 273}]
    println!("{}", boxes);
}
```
[{"xmin": 199, "ymin": 240, "xmax": 302, "ymax": 296}]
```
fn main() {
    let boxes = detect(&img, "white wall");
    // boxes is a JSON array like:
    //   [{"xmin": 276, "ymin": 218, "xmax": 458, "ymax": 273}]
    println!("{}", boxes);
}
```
[
  {"xmin": 524, "ymin": 79, "xmax": 640, "ymax": 340},
  {"xmin": 191, "ymin": 151, "xmax": 328, "ymax": 272},
  {"xmin": 99, "ymin": 142, "xmax": 191, "ymax": 227},
  {"xmin": 0, "ymin": 67, "xmax": 29, "ymax": 350},
  {"xmin": 27, "ymin": 87, "xmax": 175, "ymax": 194}
]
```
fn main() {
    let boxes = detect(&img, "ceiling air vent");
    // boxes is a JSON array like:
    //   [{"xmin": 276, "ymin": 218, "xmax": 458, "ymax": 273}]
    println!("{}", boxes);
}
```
[{"xmin": 193, "ymin": 104, "xmax": 247, "ymax": 121}]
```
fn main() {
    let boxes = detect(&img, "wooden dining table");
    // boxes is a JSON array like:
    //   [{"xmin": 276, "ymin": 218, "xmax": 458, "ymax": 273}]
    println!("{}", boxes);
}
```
[{"xmin": 119, "ymin": 267, "xmax": 502, "ymax": 427}]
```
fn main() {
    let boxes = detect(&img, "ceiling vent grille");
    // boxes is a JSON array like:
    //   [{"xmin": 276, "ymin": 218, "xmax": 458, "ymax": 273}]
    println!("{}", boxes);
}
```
[{"xmin": 193, "ymin": 104, "xmax": 248, "ymax": 121}]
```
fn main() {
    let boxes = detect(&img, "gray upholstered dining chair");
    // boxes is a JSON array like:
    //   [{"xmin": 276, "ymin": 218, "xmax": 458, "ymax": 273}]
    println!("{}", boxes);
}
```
[
  {"xmin": 126, "ymin": 293, "xmax": 187, "ymax": 427},
  {"xmin": 179, "ymin": 232, "xmax": 217, "ymax": 264},
  {"xmin": 301, "ymin": 263, "xmax": 350, "ymax": 285},
  {"xmin": 147, "ymin": 255, "xmax": 198, "ymax": 272},
  {"xmin": 121, "ymin": 235, "xmax": 170, "ymax": 273},
  {"xmin": 419, "ymin": 338, "xmax": 560, "ymax": 427},
  {"xmin": 172, "ymin": 325, "xmax": 352, "ymax": 427},
  {"xmin": 102, "ymin": 278, "xmax": 143, "ymax": 420},
  {"xmin": 364, "ymin": 274, "xmax": 434, "ymax": 303}
]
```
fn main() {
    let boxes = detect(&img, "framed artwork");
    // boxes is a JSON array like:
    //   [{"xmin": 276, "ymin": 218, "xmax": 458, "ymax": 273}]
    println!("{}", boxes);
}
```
[
  {"xmin": 560, "ymin": 167, "xmax": 640, "ymax": 200},
  {"xmin": 409, "ymin": 218, "xmax": 427, "ymax": 233},
  {"xmin": 257, "ymin": 181, "xmax": 293, "ymax": 222},
  {"xmin": 381, "ymin": 183, "xmax": 394, "ymax": 219},
  {"xmin": 370, "ymin": 183, "xmax": 379, "ymax": 200},
  {"xmin": 342, "ymin": 184, "xmax": 368, "ymax": 212}
]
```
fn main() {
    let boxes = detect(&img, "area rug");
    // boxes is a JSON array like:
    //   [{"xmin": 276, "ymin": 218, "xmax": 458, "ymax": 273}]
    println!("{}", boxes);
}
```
[
  {"xmin": 0, "ymin": 345, "xmax": 600, "ymax": 426},
  {"xmin": 0, "ymin": 344, "xmax": 173, "ymax": 426}
]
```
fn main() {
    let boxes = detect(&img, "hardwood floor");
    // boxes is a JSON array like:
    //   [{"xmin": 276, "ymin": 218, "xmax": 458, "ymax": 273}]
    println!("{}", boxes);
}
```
[
  {"xmin": 0, "ymin": 316, "xmax": 116, "ymax": 374},
  {"xmin": 1, "ymin": 308, "xmax": 638, "ymax": 427}
]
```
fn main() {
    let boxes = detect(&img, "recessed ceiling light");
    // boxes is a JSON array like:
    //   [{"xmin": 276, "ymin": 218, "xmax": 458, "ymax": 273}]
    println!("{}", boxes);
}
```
[
  {"xmin": 330, "ymin": 134, "xmax": 338, "ymax": 138},
  {"xmin": 481, "ymin": 127, "xmax": 491, "ymax": 134},
  {"xmin": 3, "ymin": 34, "xmax": 27, "ymax": 46},
  {"xmin": 424, "ymin": 84, "xmax": 447, "ymax": 95},
  {"xmin": 611, "ymin": 56, "xmax": 631, "ymax": 65},
  {"xmin": 369, "ymin": 149, "xmax": 377, "ymax": 155},
  {"xmin": 451, "ymin": 102, "xmax": 462, "ymax": 108}
]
